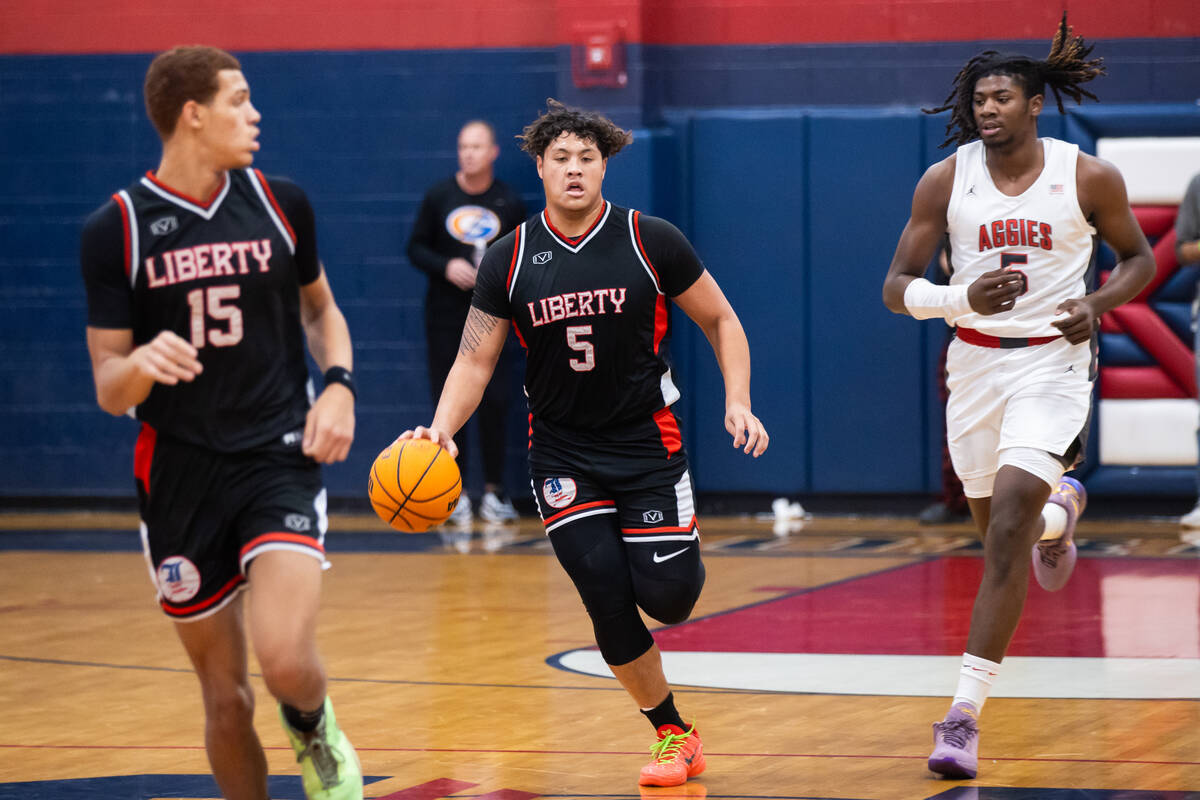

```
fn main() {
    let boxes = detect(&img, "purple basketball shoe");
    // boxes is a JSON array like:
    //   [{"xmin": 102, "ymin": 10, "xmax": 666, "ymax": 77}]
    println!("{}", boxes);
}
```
[
  {"xmin": 928, "ymin": 703, "xmax": 980, "ymax": 779},
  {"xmin": 1032, "ymin": 476, "xmax": 1087, "ymax": 592}
]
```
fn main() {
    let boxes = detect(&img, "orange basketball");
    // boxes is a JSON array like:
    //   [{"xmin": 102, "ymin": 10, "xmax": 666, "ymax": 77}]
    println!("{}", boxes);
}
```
[{"xmin": 367, "ymin": 437, "xmax": 462, "ymax": 533}]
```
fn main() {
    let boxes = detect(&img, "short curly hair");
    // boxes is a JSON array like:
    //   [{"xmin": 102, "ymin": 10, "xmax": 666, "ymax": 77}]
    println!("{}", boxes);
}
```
[{"xmin": 518, "ymin": 99, "xmax": 633, "ymax": 160}]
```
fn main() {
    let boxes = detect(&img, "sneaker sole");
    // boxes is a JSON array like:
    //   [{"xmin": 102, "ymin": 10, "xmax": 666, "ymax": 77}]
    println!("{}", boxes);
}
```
[{"xmin": 928, "ymin": 755, "xmax": 977, "ymax": 779}]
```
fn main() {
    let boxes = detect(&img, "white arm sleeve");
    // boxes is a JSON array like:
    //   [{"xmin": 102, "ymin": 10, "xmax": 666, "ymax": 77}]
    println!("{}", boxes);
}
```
[{"xmin": 903, "ymin": 277, "xmax": 973, "ymax": 321}]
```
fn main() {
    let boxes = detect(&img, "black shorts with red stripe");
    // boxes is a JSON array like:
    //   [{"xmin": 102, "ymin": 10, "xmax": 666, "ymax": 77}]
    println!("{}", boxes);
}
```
[
  {"xmin": 135, "ymin": 424, "xmax": 328, "ymax": 620},
  {"xmin": 529, "ymin": 411, "xmax": 698, "ymax": 542}
]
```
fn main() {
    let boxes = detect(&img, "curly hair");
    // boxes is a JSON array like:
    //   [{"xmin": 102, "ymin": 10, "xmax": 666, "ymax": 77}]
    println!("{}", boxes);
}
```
[
  {"xmin": 518, "ymin": 99, "xmax": 633, "ymax": 160},
  {"xmin": 923, "ymin": 13, "xmax": 1106, "ymax": 148}
]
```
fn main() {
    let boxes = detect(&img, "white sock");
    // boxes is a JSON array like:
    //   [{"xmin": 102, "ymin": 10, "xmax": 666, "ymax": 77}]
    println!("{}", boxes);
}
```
[
  {"xmin": 1040, "ymin": 503, "xmax": 1068, "ymax": 541},
  {"xmin": 952, "ymin": 652, "xmax": 1001, "ymax": 713}
]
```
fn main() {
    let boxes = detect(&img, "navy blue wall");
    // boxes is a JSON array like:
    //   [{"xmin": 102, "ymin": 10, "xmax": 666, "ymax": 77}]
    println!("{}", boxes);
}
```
[{"xmin": 2, "ymin": 44, "xmax": 1198, "ymax": 501}]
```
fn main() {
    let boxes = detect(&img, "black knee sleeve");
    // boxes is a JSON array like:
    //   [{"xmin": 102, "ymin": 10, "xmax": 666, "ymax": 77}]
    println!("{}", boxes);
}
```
[
  {"xmin": 549, "ymin": 514, "xmax": 655, "ymax": 666},
  {"xmin": 629, "ymin": 541, "xmax": 705, "ymax": 624}
]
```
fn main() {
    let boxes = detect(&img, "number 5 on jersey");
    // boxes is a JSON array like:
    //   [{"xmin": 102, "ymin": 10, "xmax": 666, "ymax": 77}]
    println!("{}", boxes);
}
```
[{"xmin": 566, "ymin": 325, "xmax": 594, "ymax": 372}]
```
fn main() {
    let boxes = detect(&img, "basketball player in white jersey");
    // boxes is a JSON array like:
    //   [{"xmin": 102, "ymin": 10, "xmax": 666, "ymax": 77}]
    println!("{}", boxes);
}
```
[{"xmin": 882, "ymin": 16, "xmax": 1155, "ymax": 779}]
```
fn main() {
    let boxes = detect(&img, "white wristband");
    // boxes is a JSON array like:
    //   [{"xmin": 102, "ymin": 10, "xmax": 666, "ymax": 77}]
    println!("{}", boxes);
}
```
[{"xmin": 903, "ymin": 278, "xmax": 973, "ymax": 321}]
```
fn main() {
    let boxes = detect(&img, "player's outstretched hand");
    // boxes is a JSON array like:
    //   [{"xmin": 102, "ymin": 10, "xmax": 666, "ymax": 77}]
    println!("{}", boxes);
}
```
[
  {"xmin": 396, "ymin": 425, "xmax": 459, "ymax": 458},
  {"xmin": 726, "ymin": 402, "xmax": 769, "ymax": 458},
  {"xmin": 1051, "ymin": 298, "xmax": 1097, "ymax": 345},
  {"xmin": 967, "ymin": 268, "xmax": 1025, "ymax": 315},
  {"xmin": 131, "ymin": 330, "xmax": 202, "ymax": 385},
  {"xmin": 303, "ymin": 383, "xmax": 355, "ymax": 463}
]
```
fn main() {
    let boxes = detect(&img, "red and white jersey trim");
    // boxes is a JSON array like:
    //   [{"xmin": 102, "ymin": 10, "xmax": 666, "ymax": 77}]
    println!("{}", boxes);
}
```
[
  {"xmin": 246, "ymin": 168, "xmax": 296, "ymax": 255},
  {"xmin": 114, "ymin": 190, "xmax": 140, "ymax": 287},
  {"xmin": 507, "ymin": 222, "xmax": 527, "ymax": 302},
  {"xmin": 139, "ymin": 171, "xmax": 231, "ymax": 220},
  {"xmin": 540, "ymin": 201, "xmax": 610, "ymax": 253},
  {"xmin": 627, "ymin": 209, "xmax": 662, "ymax": 294}
]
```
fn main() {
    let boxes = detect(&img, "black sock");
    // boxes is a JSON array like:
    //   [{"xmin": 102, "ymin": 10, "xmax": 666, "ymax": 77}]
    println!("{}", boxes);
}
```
[
  {"xmin": 282, "ymin": 701, "xmax": 325, "ymax": 733},
  {"xmin": 640, "ymin": 691, "xmax": 686, "ymax": 731}
]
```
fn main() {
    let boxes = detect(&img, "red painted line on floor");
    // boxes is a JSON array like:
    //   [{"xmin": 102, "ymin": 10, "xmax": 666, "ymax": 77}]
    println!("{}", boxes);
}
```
[
  {"xmin": 0, "ymin": 742, "xmax": 1196, "ymax": 767},
  {"xmin": 376, "ymin": 778, "xmax": 478, "ymax": 800},
  {"xmin": 475, "ymin": 790, "xmax": 542, "ymax": 800}
]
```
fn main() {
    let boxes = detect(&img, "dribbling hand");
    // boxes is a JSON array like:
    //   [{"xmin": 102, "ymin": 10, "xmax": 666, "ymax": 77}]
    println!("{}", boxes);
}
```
[
  {"xmin": 967, "ymin": 269, "xmax": 1025, "ymax": 315},
  {"xmin": 397, "ymin": 425, "xmax": 459, "ymax": 458}
]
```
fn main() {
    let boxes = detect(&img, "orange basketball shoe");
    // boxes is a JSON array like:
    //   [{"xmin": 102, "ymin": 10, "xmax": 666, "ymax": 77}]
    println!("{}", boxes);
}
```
[{"xmin": 639, "ymin": 724, "xmax": 706, "ymax": 787}]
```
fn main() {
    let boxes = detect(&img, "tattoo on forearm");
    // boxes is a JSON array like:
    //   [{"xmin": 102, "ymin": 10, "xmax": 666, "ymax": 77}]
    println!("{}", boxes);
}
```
[{"xmin": 459, "ymin": 308, "xmax": 499, "ymax": 354}]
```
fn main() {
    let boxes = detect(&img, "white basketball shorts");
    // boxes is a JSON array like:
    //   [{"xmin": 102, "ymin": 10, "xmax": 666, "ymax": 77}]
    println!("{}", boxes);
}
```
[{"xmin": 945, "ymin": 336, "xmax": 1092, "ymax": 498}]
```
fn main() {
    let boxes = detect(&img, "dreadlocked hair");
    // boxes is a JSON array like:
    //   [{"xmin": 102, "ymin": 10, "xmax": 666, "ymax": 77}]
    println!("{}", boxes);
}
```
[
  {"xmin": 518, "ymin": 98, "xmax": 633, "ymax": 160},
  {"xmin": 923, "ymin": 12, "xmax": 1106, "ymax": 148}
]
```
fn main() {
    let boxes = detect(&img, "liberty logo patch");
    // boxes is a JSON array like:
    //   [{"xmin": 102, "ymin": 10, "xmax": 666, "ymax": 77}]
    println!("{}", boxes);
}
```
[
  {"xmin": 533, "ymin": 251, "xmax": 553, "ymax": 264},
  {"xmin": 542, "ymin": 477, "xmax": 577, "ymax": 509},
  {"xmin": 157, "ymin": 556, "xmax": 201, "ymax": 603},
  {"xmin": 642, "ymin": 509, "xmax": 664, "ymax": 524}
]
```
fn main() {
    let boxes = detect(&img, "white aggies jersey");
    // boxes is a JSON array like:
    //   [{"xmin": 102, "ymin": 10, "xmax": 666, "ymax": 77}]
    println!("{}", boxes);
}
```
[{"xmin": 946, "ymin": 137, "xmax": 1097, "ymax": 338}]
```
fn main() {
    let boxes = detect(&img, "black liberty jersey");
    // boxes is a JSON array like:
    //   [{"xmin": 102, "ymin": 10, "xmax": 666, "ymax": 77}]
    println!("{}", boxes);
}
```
[
  {"xmin": 472, "ymin": 202, "xmax": 704, "ymax": 430},
  {"xmin": 81, "ymin": 169, "xmax": 321, "ymax": 453}
]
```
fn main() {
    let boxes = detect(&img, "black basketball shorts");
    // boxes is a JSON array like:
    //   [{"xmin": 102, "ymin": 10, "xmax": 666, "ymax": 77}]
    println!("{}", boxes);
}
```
[
  {"xmin": 134, "ymin": 424, "xmax": 328, "ymax": 621},
  {"xmin": 529, "ymin": 411, "xmax": 699, "ymax": 545}
]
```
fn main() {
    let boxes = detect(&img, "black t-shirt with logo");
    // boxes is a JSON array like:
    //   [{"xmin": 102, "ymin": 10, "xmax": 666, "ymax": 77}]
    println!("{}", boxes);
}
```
[{"xmin": 407, "ymin": 177, "xmax": 526, "ymax": 323}]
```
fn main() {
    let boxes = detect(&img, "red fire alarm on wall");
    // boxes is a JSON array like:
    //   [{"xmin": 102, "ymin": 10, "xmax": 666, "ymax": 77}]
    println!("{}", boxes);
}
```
[{"xmin": 571, "ymin": 21, "xmax": 627, "ymax": 88}]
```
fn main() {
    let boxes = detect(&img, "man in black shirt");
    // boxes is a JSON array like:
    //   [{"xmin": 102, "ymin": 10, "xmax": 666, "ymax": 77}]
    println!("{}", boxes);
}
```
[
  {"xmin": 407, "ymin": 121, "xmax": 526, "ymax": 525},
  {"xmin": 400, "ymin": 100, "xmax": 768, "ymax": 788},
  {"xmin": 80, "ymin": 46, "xmax": 361, "ymax": 800}
]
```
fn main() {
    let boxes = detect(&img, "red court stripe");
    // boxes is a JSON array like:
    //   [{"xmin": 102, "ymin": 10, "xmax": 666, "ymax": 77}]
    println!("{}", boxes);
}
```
[
  {"xmin": 375, "ymin": 779, "xmax": 478, "ymax": 800},
  {"xmin": 3, "ymin": 742, "xmax": 1196, "ymax": 768}
]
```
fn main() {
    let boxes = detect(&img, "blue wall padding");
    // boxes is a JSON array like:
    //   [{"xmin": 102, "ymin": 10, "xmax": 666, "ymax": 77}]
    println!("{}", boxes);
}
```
[
  {"xmin": 1099, "ymin": 333, "xmax": 1156, "ymax": 367},
  {"xmin": 1152, "ymin": 302, "xmax": 1194, "ymax": 346},
  {"xmin": 1158, "ymin": 264, "xmax": 1200, "ymax": 303},
  {"xmin": 2, "ymin": 42, "xmax": 1198, "ymax": 499}
]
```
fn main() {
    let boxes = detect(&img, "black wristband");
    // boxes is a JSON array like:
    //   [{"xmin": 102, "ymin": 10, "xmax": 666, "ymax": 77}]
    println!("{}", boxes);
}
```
[{"xmin": 323, "ymin": 366, "xmax": 356, "ymax": 399}]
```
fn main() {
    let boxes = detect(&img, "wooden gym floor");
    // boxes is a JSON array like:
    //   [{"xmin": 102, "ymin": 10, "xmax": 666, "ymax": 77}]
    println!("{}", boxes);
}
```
[{"xmin": 0, "ymin": 510, "xmax": 1197, "ymax": 800}]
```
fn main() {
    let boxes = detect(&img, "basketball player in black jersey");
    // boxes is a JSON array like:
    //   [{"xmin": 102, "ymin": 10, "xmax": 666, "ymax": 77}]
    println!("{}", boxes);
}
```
[
  {"xmin": 80, "ymin": 47, "xmax": 361, "ymax": 800},
  {"xmin": 400, "ymin": 100, "xmax": 768, "ymax": 787}
]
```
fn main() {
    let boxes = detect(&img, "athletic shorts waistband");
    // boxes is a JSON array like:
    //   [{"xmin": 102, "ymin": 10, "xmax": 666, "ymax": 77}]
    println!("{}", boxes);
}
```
[{"xmin": 955, "ymin": 327, "xmax": 1062, "ymax": 349}]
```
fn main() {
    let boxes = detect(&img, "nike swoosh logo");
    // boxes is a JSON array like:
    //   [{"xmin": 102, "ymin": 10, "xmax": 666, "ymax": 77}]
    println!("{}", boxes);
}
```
[{"xmin": 653, "ymin": 547, "xmax": 690, "ymax": 563}]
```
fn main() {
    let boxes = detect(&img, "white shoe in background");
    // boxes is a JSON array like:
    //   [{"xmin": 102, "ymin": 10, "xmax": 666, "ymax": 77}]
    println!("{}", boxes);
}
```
[
  {"xmin": 446, "ymin": 494, "xmax": 473, "ymax": 528},
  {"xmin": 1181, "ymin": 501, "xmax": 1200, "ymax": 530},
  {"xmin": 480, "ymin": 491, "xmax": 518, "ymax": 523}
]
